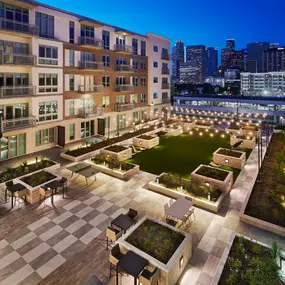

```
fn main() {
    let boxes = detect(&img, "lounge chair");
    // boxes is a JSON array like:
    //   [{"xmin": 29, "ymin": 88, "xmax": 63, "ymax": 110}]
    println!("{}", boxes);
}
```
[{"xmin": 127, "ymin": 208, "xmax": 138, "ymax": 222}]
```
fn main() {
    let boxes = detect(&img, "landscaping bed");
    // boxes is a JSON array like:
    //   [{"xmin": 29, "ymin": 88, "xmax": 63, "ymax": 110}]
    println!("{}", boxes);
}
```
[
  {"xmin": 20, "ymin": 171, "xmax": 57, "ymax": 188},
  {"xmin": 214, "ymin": 148, "xmax": 246, "ymax": 169},
  {"xmin": 133, "ymin": 135, "xmax": 159, "ymax": 149},
  {"xmin": 136, "ymin": 135, "xmax": 154, "ymax": 140},
  {"xmin": 219, "ymin": 236, "xmax": 282, "ymax": 285},
  {"xmin": 230, "ymin": 135, "xmax": 256, "ymax": 149},
  {"xmin": 101, "ymin": 145, "xmax": 132, "ymax": 161},
  {"xmin": 104, "ymin": 145, "xmax": 128, "ymax": 153},
  {"xmin": 126, "ymin": 219, "xmax": 185, "ymax": 264},
  {"xmin": 0, "ymin": 158, "xmax": 56, "ymax": 183},
  {"xmin": 195, "ymin": 165, "xmax": 229, "ymax": 181},
  {"xmin": 244, "ymin": 133, "xmax": 285, "ymax": 228},
  {"xmin": 216, "ymin": 148, "xmax": 243, "ymax": 158}
]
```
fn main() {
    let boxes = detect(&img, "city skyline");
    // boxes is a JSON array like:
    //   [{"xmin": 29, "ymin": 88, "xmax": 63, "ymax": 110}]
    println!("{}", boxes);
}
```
[{"xmin": 38, "ymin": 0, "xmax": 285, "ymax": 50}]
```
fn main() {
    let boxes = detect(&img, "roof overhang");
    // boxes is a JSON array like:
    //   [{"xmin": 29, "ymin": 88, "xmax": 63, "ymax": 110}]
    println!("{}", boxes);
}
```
[
  {"xmin": 79, "ymin": 19, "xmax": 103, "ymax": 28},
  {"xmin": 2, "ymin": 0, "xmax": 38, "ymax": 9},
  {"xmin": 115, "ymin": 29, "xmax": 132, "ymax": 36}
]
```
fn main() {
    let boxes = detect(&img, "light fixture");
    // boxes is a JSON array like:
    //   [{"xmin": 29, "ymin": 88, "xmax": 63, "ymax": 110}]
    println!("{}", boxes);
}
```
[
  {"xmin": 179, "ymin": 256, "xmax": 184, "ymax": 268},
  {"xmin": 225, "ymin": 159, "xmax": 229, "ymax": 163},
  {"xmin": 205, "ymin": 182, "xmax": 210, "ymax": 187}
]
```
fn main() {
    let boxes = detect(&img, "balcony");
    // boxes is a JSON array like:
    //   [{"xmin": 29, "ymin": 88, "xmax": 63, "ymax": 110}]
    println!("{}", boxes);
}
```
[
  {"xmin": 78, "ymin": 107, "xmax": 103, "ymax": 118},
  {"xmin": 0, "ymin": 53, "xmax": 36, "ymax": 66},
  {"xmin": 115, "ymin": 103, "xmax": 135, "ymax": 112},
  {"xmin": 162, "ymin": 68, "xmax": 170, "ymax": 75},
  {"xmin": 161, "ymin": 53, "xmax": 170, "ymax": 60},
  {"xmin": 161, "ymin": 83, "xmax": 170, "ymax": 89},
  {"xmin": 162, "ymin": 97, "xmax": 170, "ymax": 104},
  {"xmin": 115, "ymin": 84, "xmax": 134, "ymax": 92},
  {"xmin": 0, "ymin": 18, "xmax": 38, "ymax": 37},
  {"xmin": 78, "ymin": 61, "xmax": 104, "ymax": 70},
  {"xmin": 0, "ymin": 86, "xmax": 35, "ymax": 98},
  {"xmin": 78, "ymin": 37, "xmax": 103, "ymax": 49},
  {"xmin": 115, "ymin": 64, "xmax": 134, "ymax": 72},
  {"xmin": 3, "ymin": 116, "xmax": 36, "ymax": 132},
  {"xmin": 114, "ymin": 44, "xmax": 133, "ymax": 54},
  {"xmin": 78, "ymin": 85, "xmax": 104, "ymax": 94}
]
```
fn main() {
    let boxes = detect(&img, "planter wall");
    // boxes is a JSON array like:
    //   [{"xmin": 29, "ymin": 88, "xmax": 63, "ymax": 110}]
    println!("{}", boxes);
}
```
[
  {"xmin": 243, "ymin": 128, "xmax": 261, "ymax": 138},
  {"xmin": 191, "ymin": 165, "xmax": 233, "ymax": 193},
  {"xmin": 213, "ymin": 148, "xmax": 246, "ymax": 169},
  {"xmin": 101, "ymin": 147, "xmax": 132, "ymax": 161},
  {"xmin": 166, "ymin": 128, "xmax": 183, "ymax": 136},
  {"xmin": 133, "ymin": 136, "xmax": 159, "ymax": 149},
  {"xmin": 196, "ymin": 124, "xmax": 214, "ymax": 129},
  {"xmin": 147, "ymin": 175, "xmax": 227, "ymax": 213},
  {"xmin": 180, "ymin": 121, "xmax": 196, "ymax": 133},
  {"xmin": 225, "ymin": 127, "xmax": 243, "ymax": 134},
  {"xmin": 230, "ymin": 135, "xmax": 256, "ymax": 149},
  {"xmin": 90, "ymin": 162, "xmax": 140, "ymax": 179}
]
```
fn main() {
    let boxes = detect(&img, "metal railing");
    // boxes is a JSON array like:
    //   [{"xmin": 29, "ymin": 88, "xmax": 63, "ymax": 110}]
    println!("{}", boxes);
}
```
[
  {"xmin": 3, "ymin": 116, "xmax": 36, "ymax": 131},
  {"xmin": 0, "ymin": 86, "xmax": 35, "ymax": 98},
  {"xmin": 114, "ymin": 44, "xmax": 133, "ymax": 53},
  {"xmin": 115, "ymin": 84, "xmax": 134, "ymax": 92},
  {"xmin": 115, "ymin": 64, "xmax": 134, "ymax": 72},
  {"xmin": 78, "ymin": 61, "xmax": 104, "ymax": 70},
  {"xmin": 0, "ymin": 18, "xmax": 38, "ymax": 36},
  {"xmin": 115, "ymin": 103, "xmax": 135, "ymax": 112},
  {"xmin": 161, "ymin": 53, "xmax": 170, "ymax": 60},
  {"xmin": 161, "ymin": 83, "xmax": 170, "ymax": 89},
  {"xmin": 161, "ymin": 68, "xmax": 170, "ymax": 75},
  {"xmin": 78, "ymin": 85, "xmax": 104, "ymax": 93},
  {"xmin": 162, "ymin": 97, "xmax": 170, "ymax": 104},
  {"xmin": 0, "ymin": 53, "xmax": 36, "ymax": 66},
  {"xmin": 78, "ymin": 107, "xmax": 103, "ymax": 118},
  {"xmin": 78, "ymin": 36, "xmax": 103, "ymax": 48}
]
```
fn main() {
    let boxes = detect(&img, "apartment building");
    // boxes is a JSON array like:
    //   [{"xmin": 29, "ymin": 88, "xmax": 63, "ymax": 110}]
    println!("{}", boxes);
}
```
[{"xmin": 0, "ymin": 0, "xmax": 170, "ymax": 161}]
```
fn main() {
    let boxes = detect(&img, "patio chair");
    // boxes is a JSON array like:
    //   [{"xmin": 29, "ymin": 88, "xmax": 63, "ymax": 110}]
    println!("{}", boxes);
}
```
[
  {"xmin": 106, "ymin": 226, "xmax": 122, "ymax": 250},
  {"xmin": 109, "ymin": 244, "xmax": 125, "ymax": 277},
  {"xmin": 5, "ymin": 181, "xmax": 14, "ymax": 200},
  {"xmin": 139, "ymin": 267, "xmax": 159, "ymax": 285},
  {"xmin": 127, "ymin": 208, "xmax": 138, "ymax": 222},
  {"xmin": 59, "ymin": 177, "xmax": 68, "ymax": 197},
  {"xmin": 166, "ymin": 218, "xmax": 178, "ymax": 227}
]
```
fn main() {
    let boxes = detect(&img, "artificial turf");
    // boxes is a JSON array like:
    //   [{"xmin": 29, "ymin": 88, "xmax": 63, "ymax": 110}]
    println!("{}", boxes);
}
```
[{"xmin": 128, "ymin": 129, "xmax": 238, "ymax": 179}]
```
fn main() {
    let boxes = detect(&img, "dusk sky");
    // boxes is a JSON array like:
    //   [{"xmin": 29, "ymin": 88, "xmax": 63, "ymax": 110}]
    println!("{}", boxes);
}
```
[{"xmin": 40, "ymin": 0, "xmax": 285, "ymax": 54}]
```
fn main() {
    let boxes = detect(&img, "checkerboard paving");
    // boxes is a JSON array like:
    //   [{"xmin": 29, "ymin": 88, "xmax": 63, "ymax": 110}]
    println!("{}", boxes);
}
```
[{"xmin": 0, "ymin": 178, "xmax": 137, "ymax": 285}]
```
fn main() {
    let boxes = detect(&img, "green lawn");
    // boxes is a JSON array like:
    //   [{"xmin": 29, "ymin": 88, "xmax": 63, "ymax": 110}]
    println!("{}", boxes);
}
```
[{"xmin": 128, "ymin": 130, "xmax": 243, "ymax": 180}]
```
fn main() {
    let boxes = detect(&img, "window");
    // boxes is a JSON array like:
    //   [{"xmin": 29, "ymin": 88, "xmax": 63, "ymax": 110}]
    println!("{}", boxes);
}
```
[
  {"xmin": 116, "ymin": 77, "xmax": 126, "ymax": 85},
  {"xmin": 38, "ymin": 101, "xmax": 58, "ymax": 122},
  {"xmin": 39, "ymin": 74, "xmax": 58, "ymax": 93},
  {"xmin": 69, "ymin": 21, "xmax": 75, "ymax": 44},
  {"xmin": 130, "ymin": 94, "xmax": 138, "ymax": 104},
  {"xmin": 141, "ymin": 60, "xmax": 146, "ymax": 70},
  {"xmin": 36, "ymin": 12, "xmax": 54, "ymax": 39},
  {"xmin": 140, "ymin": 93, "xmax": 146, "ymax": 103},
  {"xmin": 153, "ymin": 77, "xmax": 158, "ymax": 83},
  {"xmin": 102, "ymin": 30, "xmax": 110, "ymax": 50},
  {"xmin": 81, "ymin": 52, "xmax": 95, "ymax": 62},
  {"xmin": 116, "ymin": 57, "xmax": 126, "ymax": 65},
  {"xmin": 0, "ymin": 73, "xmax": 28, "ymax": 87},
  {"xmin": 162, "ymin": 92, "xmax": 168, "ymax": 99},
  {"xmin": 69, "ymin": 50, "xmax": 75, "ymax": 67},
  {"xmin": 133, "ymin": 111, "xmax": 139, "ymax": 122},
  {"xmin": 153, "ymin": 92, "xmax": 158, "ymax": 99},
  {"xmin": 162, "ymin": 62, "xmax": 168, "ymax": 69},
  {"xmin": 153, "ymin": 45, "xmax": 158, "ymax": 52},
  {"xmin": 116, "ymin": 95, "xmax": 125, "ymax": 104},
  {"xmin": 162, "ymin": 77, "xmax": 168, "ymax": 83},
  {"xmin": 36, "ymin": 128, "xmax": 55, "ymax": 146},
  {"xmin": 102, "ymin": 76, "xmax": 110, "ymax": 87},
  {"xmin": 0, "ymin": 3, "xmax": 29, "ymax": 23},
  {"xmin": 69, "ymin": 124, "xmax": 75, "ymax": 140},
  {"xmin": 81, "ymin": 24, "xmax": 94, "ymax": 38},
  {"xmin": 69, "ymin": 74, "xmax": 74, "ymax": 91},
  {"xmin": 132, "ymin": 77, "xmax": 138, "ymax": 86},
  {"xmin": 68, "ymin": 100, "xmax": 75, "ymax": 116},
  {"xmin": 117, "ymin": 114, "xmax": 126, "ymax": 129},
  {"xmin": 81, "ymin": 120, "xmax": 94, "ymax": 138},
  {"xmin": 132, "ymin": 38, "xmax": 138, "ymax": 55},
  {"xmin": 162, "ymin": 47, "xmax": 168, "ymax": 55},
  {"xmin": 141, "ymin": 40, "xmax": 146, "ymax": 56},
  {"xmin": 141, "ymin": 110, "xmax": 147, "ymax": 121},
  {"xmin": 153, "ymin": 61, "xmax": 158, "ymax": 68},
  {"xmin": 141, "ymin": 77, "xmax": 146, "ymax": 86},
  {"xmin": 132, "ymin": 59, "xmax": 138, "ymax": 69},
  {"xmin": 102, "ymin": 96, "xmax": 110, "ymax": 107},
  {"xmin": 0, "ymin": 41, "xmax": 29, "ymax": 55},
  {"xmin": 38, "ymin": 45, "xmax": 58, "ymax": 65},
  {"xmin": 102, "ymin": 55, "xmax": 110, "ymax": 67}
]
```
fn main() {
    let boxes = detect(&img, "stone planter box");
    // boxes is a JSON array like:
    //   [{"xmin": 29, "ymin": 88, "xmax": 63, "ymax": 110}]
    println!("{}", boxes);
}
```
[
  {"xmin": 101, "ymin": 146, "xmax": 132, "ymax": 161},
  {"xmin": 118, "ymin": 216, "xmax": 192, "ymax": 285},
  {"xmin": 89, "ymin": 161, "xmax": 139, "ymax": 179},
  {"xmin": 230, "ymin": 135, "xmax": 256, "ymax": 149},
  {"xmin": 147, "ymin": 174, "xmax": 227, "ymax": 213},
  {"xmin": 133, "ymin": 136, "xmax": 159, "ymax": 149},
  {"xmin": 60, "ymin": 149, "xmax": 101, "ymax": 162},
  {"xmin": 213, "ymin": 148, "xmax": 246, "ymax": 169},
  {"xmin": 191, "ymin": 165, "xmax": 233, "ymax": 193},
  {"xmin": 180, "ymin": 121, "xmax": 196, "ymax": 133},
  {"xmin": 166, "ymin": 128, "xmax": 183, "ymax": 136},
  {"xmin": 243, "ymin": 126, "xmax": 261, "ymax": 138},
  {"xmin": 225, "ymin": 127, "xmax": 243, "ymax": 134},
  {"xmin": 195, "ymin": 122, "xmax": 214, "ymax": 129}
]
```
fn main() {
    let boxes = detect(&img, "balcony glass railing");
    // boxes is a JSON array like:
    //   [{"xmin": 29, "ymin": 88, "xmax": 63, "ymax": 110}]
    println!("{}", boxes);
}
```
[
  {"xmin": 78, "ymin": 37, "xmax": 103, "ymax": 48},
  {"xmin": 161, "ymin": 53, "xmax": 170, "ymax": 60},
  {"xmin": 0, "ymin": 18, "xmax": 38, "ymax": 35},
  {"xmin": 0, "ymin": 86, "xmax": 35, "ymax": 98},
  {"xmin": 161, "ymin": 83, "xmax": 170, "ymax": 89},
  {"xmin": 114, "ymin": 44, "xmax": 133, "ymax": 53},
  {"xmin": 115, "ymin": 84, "xmax": 134, "ymax": 92},
  {"xmin": 78, "ymin": 61, "xmax": 103, "ymax": 70},
  {"xmin": 3, "ymin": 116, "xmax": 36, "ymax": 131},
  {"xmin": 161, "ymin": 68, "xmax": 170, "ymax": 75},
  {"xmin": 115, "ymin": 64, "xmax": 134, "ymax": 72},
  {"xmin": 78, "ymin": 107, "xmax": 103, "ymax": 118},
  {"xmin": 0, "ymin": 53, "xmax": 36, "ymax": 66},
  {"xmin": 78, "ymin": 85, "xmax": 104, "ymax": 93},
  {"xmin": 115, "ymin": 103, "xmax": 135, "ymax": 112}
]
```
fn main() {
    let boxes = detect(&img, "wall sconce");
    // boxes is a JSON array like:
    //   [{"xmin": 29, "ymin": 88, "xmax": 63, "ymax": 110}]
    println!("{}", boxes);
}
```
[
  {"xmin": 179, "ymin": 256, "xmax": 184, "ymax": 268},
  {"xmin": 139, "ymin": 141, "xmax": 142, "ymax": 145},
  {"xmin": 205, "ymin": 182, "xmax": 210, "ymax": 187},
  {"xmin": 225, "ymin": 159, "xmax": 229, "ymax": 163}
]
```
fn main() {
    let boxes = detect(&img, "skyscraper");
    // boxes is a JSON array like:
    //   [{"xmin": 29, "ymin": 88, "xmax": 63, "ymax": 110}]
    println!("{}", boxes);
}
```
[
  {"xmin": 186, "ymin": 45, "xmax": 206, "ymax": 83},
  {"xmin": 226, "ymin": 39, "xmax": 235, "ymax": 50},
  {"xmin": 175, "ymin": 40, "xmax": 185, "ymax": 64},
  {"xmin": 247, "ymin": 42, "xmax": 269, "ymax": 73},
  {"xmin": 206, "ymin": 47, "xmax": 218, "ymax": 76},
  {"xmin": 264, "ymin": 46, "xmax": 285, "ymax": 72}
]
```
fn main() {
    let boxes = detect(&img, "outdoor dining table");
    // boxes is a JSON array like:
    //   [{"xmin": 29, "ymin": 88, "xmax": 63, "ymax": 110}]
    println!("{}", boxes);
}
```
[
  {"xmin": 116, "ymin": 250, "xmax": 148, "ymax": 285},
  {"xmin": 42, "ymin": 180, "xmax": 63, "ymax": 204},
  {"xmin": 165, "ymin": 198, "xmax": 193, "ymax": 221},
  {"xmin": 67, "ymin": 163, "xmax": 100, "ymax": 185},
  {"xmin": 111, "ymin": 214, "xmax": 135, "ymax": 233},
  {"xmin": 5, "ymin": 183, "xmax": 27, "ymax": 208}
]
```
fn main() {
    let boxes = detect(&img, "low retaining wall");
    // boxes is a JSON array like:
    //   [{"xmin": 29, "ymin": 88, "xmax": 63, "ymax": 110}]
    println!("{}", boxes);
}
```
[
  {"xmin": 225, "ymin": 127, "xmax": 243, "ymax": 134},
  {"xmin": 180, "ymin": 121, "xmax": 196, "ymax": 133},
  {"xmin": 133, "ymin": 136, "xmax": 159, "ymax": 149},
  {"xmin": 191, "ymin": 165, "xmax": 233, "ymax": 193},
  {"xmin": 148, "ymin": 179, "xmax": 227, "ymax": 213},
  {"xmin": 196, "ymin": 124, "xmax": 214, "ymax": 129},
  {"xmin": 213, "ymin": 148, "xmax": 246, "ymax": 169},
  {"xmin": 101, "ymin": 147, "xmax": 132, "ymax": 161},
  {"xmin": 166, "ymin": 128, "xmax": 183, "ymax": 136},
  {"xmin": 230, "ymin": 136, "xmax": 256, "ymax": 149}
]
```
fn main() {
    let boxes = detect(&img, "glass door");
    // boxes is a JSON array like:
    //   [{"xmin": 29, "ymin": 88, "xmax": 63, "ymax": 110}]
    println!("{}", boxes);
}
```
[{"xmin": 5, "ymin": 42, "xmax": 13, "ymax": 64}]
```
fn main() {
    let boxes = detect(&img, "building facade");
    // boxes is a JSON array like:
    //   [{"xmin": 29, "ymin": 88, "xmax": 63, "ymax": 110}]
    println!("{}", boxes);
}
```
[
  {"xmin": 246, "ymin": 42, "xmax": 269, "ymax": 73},
  {"xmin": 241, "ymin": 72, "xmax": 285, "ymax": 96},
  {"xmin": 264, "ymin": 46, "xmax": 285, "ymax": 72},
  {"xmin": 0, "ymin": 0, "xmax": 170, "ymax": 161},
  {"xmin": 206, "ymin": 47, "xmax": 218, "ymax": 76}
]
